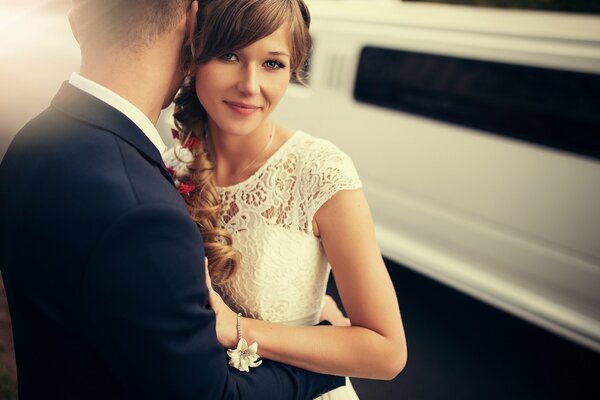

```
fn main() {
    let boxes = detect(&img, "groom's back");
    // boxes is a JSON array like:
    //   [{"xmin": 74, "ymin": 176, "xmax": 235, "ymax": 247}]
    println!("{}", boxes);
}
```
[{"xmin": 0, "ymin": 103, "xmax": 180, "ymax": 398}]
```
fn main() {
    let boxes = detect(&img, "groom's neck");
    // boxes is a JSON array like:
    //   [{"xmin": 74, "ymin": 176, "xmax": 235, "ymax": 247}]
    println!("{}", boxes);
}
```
[{"xmin": 79, "ymin": 46, "xmax": 177, "ymax": 125}]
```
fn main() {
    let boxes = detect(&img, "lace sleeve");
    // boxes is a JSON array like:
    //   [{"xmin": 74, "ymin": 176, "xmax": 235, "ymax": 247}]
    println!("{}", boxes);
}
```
[{"xmin": 300, "ymin": 139, "xmax": 362, "ymax": 234}]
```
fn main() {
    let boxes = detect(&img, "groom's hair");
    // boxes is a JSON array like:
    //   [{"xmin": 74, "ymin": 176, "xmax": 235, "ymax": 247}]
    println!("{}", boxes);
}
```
[{"xmin": 70, "ymin": 0, "xmax": 191, "ymax": 50}]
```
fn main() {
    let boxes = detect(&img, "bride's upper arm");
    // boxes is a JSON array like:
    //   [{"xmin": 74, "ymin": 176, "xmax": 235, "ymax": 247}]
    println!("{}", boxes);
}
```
[{"xmin": 314, "ymin": 189, "xmax": 405, "ymax": 342}]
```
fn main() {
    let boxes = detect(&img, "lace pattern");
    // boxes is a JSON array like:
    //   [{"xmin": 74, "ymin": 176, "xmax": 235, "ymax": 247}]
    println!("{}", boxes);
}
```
[{"xmin": 165, "ymin": 131, "xmax": 362, "ymax": 324}]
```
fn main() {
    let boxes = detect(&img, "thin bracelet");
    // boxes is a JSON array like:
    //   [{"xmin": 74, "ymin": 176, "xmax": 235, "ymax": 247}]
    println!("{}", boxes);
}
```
[
  {"xmin": 226, "ymin": 312, "xmax": 263, "ymax": 372},
  {"xmin": 236, "ymin": 312, "xmax": 242, "ymax": 341}
]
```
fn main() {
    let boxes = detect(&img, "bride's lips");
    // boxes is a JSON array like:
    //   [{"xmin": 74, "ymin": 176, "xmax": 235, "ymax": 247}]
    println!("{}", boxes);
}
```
[{"xmin": 224, "ymin": 101, "xmax": 261, "ymax": 116}]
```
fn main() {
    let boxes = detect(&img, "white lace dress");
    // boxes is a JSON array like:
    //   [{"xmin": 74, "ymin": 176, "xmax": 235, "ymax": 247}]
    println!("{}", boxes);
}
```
[{"xmin": 165, "ymin": 131, "xmax": 362, "ymax": 399}]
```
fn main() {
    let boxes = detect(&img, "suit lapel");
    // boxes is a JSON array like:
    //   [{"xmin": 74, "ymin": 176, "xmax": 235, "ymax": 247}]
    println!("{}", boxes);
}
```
[{"xmin": 50, "ymin": 81, "xmax": 175, "ymax": 185}]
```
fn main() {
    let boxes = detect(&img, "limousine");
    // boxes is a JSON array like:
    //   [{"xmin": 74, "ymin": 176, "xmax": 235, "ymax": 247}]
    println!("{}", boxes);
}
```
[{"xmin": 267, "ymin": 0, "xmax": 600, "ymax": 352}]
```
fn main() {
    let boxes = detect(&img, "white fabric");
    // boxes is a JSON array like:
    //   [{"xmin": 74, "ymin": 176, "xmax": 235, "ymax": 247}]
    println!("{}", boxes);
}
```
[
  {"xmin": 69, "ymin": 73, "xmax": 166, "ymax": 154},
  {"xmin": 164, "ymin": 131, "xmax": 362, "ymax": 399}
]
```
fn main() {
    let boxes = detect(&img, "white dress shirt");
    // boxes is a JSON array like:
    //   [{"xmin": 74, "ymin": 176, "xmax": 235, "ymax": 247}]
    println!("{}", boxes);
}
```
[{"xmin": 68, "ymin": 73, "xmax": 167, "ymax": 155}]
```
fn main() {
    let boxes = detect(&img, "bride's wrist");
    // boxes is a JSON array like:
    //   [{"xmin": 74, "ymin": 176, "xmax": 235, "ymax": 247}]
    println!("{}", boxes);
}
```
[
  {"xmin": 226, "ymin": 314, "xmax": 263, "ymax": 372},
  {"xmin": 237, "ymin": 316, "xmax": 255, "ymax": 345},
  {"xmin": 228, "ymin": 314, "xmax": 252, "ymax": 347},
  {"xmin": 228, "ymin": 314, "xmax": 241, "ymax": 348}
]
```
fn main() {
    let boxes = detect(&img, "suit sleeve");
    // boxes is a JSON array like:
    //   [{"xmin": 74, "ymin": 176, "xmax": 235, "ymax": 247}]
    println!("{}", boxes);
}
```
[{"xmin": 80, "ymin": 203, "xmax": 344, "ymax": 399}]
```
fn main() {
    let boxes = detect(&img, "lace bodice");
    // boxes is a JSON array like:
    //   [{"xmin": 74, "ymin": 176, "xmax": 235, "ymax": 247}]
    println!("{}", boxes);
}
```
[{"xmin": 164, "ymin": 131, "xmax": 362, "ymax": 326}]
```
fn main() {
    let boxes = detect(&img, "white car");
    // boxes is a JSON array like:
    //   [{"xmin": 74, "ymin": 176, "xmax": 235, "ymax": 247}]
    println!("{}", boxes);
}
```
[{"xmin": 271, "ymin": 0, "xmax": 600, "ymax": 352}]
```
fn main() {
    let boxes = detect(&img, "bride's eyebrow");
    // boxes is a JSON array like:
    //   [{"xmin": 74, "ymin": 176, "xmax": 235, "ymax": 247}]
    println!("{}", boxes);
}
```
[{"xmin": 268, "ymin": 51, "xmax": 290, "ymax": 57}]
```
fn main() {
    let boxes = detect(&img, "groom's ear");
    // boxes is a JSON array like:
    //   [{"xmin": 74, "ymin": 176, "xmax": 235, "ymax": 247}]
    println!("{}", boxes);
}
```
[{"xmin": 184, "ymin": 0, "xmax": 199, "ymax": 47}]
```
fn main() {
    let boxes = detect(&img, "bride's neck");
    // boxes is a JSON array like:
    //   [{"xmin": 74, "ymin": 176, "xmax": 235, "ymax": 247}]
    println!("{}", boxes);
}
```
[{"xmin": 210, "ymin": 122, "xmax": 277, "ymax": 185}]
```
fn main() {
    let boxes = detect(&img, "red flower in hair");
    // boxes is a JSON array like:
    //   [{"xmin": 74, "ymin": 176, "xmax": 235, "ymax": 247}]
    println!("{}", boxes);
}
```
[
  {"xmin": 178, "ymin": 182, "xmax": 196, "ymax": 195},
  {"xmin": 182, "ymin": 137, "xmax": 199, "ymax": 149},
  {"xmin": 171, "ymin": 128, "xmax": 180, "ymax": 140}
]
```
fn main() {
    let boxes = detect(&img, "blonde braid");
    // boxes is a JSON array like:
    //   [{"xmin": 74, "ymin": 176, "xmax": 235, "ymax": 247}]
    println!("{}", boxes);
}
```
[{"xmin": 173, "ymin": 80, "xmax": 241, "ymax": 283}]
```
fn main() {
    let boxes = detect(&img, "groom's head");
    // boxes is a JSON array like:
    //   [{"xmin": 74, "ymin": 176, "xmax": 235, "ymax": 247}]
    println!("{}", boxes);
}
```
[
  {"xmin": 69, "ymin": 0, "xmax": 198, "ymax": 108},
  {"xmin": 69, "ymin": 0, "xmax": 192, "ymax": 51}
]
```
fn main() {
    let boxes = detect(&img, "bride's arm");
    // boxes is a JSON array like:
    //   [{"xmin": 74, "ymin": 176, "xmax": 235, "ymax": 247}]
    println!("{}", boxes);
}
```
[{"xmin": 208, "ymin": 189, "xmax": 407, "ymax": 380}]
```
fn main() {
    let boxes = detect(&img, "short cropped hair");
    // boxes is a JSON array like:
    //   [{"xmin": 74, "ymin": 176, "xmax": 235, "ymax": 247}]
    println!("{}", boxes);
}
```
[{"xmin": 70, "ymin": 0, "xmax": 191, "ymax": 50}]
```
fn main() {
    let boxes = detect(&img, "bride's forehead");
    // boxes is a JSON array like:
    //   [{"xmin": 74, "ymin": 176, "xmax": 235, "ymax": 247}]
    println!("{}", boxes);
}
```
[{"xmin": 239, "ymin": 26, "xmax": 292, "ymax": 55}]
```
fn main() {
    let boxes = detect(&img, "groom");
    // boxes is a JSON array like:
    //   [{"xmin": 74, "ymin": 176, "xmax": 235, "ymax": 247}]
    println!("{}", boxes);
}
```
[{"xmin": 0, "ymin": 1, "xmax": 343, "ymax": 398}]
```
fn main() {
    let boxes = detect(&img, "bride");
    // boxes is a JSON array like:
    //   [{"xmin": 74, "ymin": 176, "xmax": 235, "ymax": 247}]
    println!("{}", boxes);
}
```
[{"xmin": 165, "ymin": 0, "xmax": 407, "ymax": 397}]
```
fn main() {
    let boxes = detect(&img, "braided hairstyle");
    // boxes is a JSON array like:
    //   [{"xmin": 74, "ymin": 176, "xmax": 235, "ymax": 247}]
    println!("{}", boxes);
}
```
[{"xmin": 173, "ymin": 0, "xmax": 312, "ymax": 283}]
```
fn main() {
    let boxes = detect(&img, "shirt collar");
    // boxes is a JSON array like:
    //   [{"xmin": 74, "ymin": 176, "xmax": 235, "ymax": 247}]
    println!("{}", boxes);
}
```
[{"xmin": 68, "ymin": 72, "xmax": 167, "ymax": 155}]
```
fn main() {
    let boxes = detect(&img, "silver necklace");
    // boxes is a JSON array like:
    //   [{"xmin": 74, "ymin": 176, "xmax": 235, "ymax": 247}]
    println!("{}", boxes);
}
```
[{"xmin": 233, "ymin": 121, "xmax": 276, "ymax": 179}]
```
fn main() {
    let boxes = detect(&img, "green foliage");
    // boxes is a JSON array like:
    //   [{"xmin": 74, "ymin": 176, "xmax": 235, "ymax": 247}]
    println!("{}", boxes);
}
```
[{"xmin": 404, "ymin": 0, "xmax": 600, "ymax": 14}]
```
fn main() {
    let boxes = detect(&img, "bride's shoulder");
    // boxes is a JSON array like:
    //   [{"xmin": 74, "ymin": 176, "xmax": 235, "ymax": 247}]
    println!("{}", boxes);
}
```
[
  {"xmin": 291, "ymin": 131, "xmax": 356, "ymax": 170},
  {"xmin": 291, "ymin": 131, "xmax": 352, "ymax": 162},
  {"xmin": 290, "ymin": 131, "xmax": 362, "ymax": 218}
]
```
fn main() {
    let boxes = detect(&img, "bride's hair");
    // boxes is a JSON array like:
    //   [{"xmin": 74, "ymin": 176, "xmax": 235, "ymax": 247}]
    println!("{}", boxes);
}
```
[{"xmin": 173, "ymin": 0, "xmax": 312, "ymax": 283}]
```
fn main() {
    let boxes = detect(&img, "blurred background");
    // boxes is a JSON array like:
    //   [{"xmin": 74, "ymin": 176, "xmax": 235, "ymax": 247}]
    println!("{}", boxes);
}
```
[{"xmin": 1, "ymin": 0, "xmax": 599, "ymax": 399}]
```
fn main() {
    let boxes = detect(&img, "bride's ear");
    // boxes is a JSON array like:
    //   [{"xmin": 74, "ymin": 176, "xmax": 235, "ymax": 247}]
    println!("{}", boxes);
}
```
[{"xmin": 184, "ymin": 0, "xmax": 199, "ymax": 47}]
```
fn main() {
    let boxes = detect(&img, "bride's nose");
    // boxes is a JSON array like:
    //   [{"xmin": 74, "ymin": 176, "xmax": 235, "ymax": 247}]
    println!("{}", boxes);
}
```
[{"xmin": 236, "ymin": 66, "xmax": 260, "ymax": 96}]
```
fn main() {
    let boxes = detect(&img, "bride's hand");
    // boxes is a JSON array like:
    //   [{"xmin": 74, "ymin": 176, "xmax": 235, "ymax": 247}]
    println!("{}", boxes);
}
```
[
  {"xmin": 204, "ymin": 258, "xmax": 238, "ymax": 348},
  {"xmin": 319, "ymin": 295, "xmax": 351, "ymax": 327}
]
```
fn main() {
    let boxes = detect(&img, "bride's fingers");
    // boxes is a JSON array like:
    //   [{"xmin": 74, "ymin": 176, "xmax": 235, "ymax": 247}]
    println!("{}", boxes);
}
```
[
  {"xmin": 204, "ymin": 258, "xmax": 217, "ymax": 308},
  {"xmin": 204, "ymin": 257, "xmax": 212, "ymax": 290}
]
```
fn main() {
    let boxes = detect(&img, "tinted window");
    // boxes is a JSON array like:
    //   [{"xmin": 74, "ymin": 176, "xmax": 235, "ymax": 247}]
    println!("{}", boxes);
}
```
[
  {"xmin": 404, "ymin": 0, "xmax": 600, "ymax": 15},
  {"xmin": 354, "ymin": 46, "xmax": 600, "ymax": 160}
]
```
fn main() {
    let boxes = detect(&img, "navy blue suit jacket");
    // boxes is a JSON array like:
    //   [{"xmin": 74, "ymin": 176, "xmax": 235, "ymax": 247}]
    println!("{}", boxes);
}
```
[{"xmin": 0, "ymin": 82, "xmax": 343, "ymax": 399}]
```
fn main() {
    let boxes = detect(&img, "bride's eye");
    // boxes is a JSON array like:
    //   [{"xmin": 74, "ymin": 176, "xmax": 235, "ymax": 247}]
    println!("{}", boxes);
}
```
[
  {"xmin": 264, "ymin": 60, "xmax": 286, "ymax": 70},
  {"xmin": 220, "ymin": 53, "xmax": 239, "ymax": 62}
]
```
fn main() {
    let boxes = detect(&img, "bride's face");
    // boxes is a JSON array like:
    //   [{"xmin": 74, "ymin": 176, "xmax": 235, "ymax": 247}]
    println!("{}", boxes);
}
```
[{"xmin": 194, "ymin": 25, "xmax": 292, "ymax": 137}]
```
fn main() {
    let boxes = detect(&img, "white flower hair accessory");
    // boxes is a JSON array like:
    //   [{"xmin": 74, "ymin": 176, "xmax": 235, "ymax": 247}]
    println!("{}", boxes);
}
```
[{"xmin": 227, "ymin": 313, "xmax": 263, "ymax": 372}]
